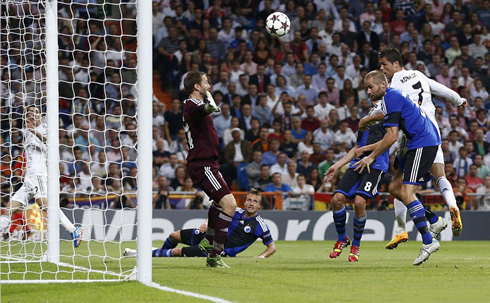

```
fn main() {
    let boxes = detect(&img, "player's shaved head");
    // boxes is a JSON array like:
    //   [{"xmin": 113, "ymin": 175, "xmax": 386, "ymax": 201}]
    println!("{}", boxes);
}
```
[
  {"xmin": 365, "ymin": 70, "xmax": 388, "ymax": 101},
  {"xmin": 365, "ymin": 70, "xmax": 388, "ymax": 85}
]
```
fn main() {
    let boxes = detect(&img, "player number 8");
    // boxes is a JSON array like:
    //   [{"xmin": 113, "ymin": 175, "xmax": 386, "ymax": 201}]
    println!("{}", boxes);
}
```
[{"xmin": 364, "ymin": 182, "xmax": 372, "ymax": 192}]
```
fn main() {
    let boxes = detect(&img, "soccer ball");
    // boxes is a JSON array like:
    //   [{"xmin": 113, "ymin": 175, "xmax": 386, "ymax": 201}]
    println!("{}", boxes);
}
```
[{"xmin": 265, "ymin": 12, "xmax": 291, "ymax": 37}]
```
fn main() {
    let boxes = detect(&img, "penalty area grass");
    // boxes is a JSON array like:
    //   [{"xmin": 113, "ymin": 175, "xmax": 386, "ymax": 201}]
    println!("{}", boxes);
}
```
[{"xmin": 2, "ymin": 241, "xmax": 490, "ymax": 302}]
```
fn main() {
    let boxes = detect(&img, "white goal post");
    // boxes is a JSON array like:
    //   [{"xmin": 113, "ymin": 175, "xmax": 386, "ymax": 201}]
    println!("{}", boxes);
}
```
[{"xmin": 0, "ymin": 0, "xmax": 152, "ymax": 284}]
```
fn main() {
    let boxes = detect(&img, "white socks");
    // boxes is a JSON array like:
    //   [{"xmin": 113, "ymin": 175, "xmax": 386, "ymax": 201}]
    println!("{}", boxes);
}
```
[
  {"xmin": 1, "ymin": 211, "xmax": 75, "ymax": 233},
  {"xmin": 59, "ymin": 209, "xmax": 76, "ymax": 233},
  {"xmin": 394, "ymin": 198, "xmax": 407, "ymax": 232},
  {"xmin": 437, "ymin": 176, "xmax": 458, "ymax": 209}
]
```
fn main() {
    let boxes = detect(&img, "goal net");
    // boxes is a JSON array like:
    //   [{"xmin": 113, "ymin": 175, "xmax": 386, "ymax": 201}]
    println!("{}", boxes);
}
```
[{"xmin": 0, "ymin": 0, "xmax": 153, "ymax": 283}]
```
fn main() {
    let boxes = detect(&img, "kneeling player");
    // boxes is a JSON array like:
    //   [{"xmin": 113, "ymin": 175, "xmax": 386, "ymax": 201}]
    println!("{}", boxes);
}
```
[
  {"xmin": 324, "ymin": 117, "xmax": 389, "ymax": 262},
  {"xmin": 124, "ymin": 189, "xmax": 276, "ymax": 259}
]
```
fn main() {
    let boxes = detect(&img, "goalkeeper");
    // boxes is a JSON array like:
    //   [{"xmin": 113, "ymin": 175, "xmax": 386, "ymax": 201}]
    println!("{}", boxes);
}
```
[
  {"xmin": 124, "ymin": 189, "xmax": 276, "ymax": 258},
  {"xmin": 0, "ymin": 105, "xmax": 83, "ymax": 247}
]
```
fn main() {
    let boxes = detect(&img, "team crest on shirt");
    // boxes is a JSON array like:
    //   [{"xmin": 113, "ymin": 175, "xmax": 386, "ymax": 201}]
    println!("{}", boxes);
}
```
[
  {"xmin": 244, "ymin": 226, "xmax": 251, "ymax": 233},
  {"xmin": 194, "ymin": 229, "xmax": 200, "ymax": 235}
]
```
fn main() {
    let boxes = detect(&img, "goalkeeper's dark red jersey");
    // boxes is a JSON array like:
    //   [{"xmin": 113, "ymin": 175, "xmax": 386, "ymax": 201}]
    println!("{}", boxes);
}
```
[{"xmin": 182, "ymin": 97, "xmax": 220, "ymax": 162}]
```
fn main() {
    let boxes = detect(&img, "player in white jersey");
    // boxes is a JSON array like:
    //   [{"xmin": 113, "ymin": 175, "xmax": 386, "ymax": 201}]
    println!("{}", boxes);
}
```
[
  {"xmin": 0, "ymin": 105, "xmax": 83, "ymax": 247},
  {"xmin": 359, "ymin": 49, "xmax": 464, "ymax": 249}
]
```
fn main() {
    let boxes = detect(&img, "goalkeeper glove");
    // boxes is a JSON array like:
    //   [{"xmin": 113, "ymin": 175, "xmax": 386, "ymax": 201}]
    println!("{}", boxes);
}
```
[{"xmin": 205, "ymin": 91, "xmax": 221, "ymax": 113}]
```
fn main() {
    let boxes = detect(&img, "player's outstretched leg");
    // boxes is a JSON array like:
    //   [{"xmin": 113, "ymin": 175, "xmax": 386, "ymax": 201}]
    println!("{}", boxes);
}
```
[
  {"xmin": 430, "ymin": 164, "xmax": 463, "ymax": 237},
  {"xmin": 435, "ymin": 175, "xmax": 462, "ymax": 236},
  {"xmin": 406, "ymin": 200, "xmax": 440, "ymax": 265},
  {"xmin": 330, "ymin": 193, "xmax": 350, "ymax": 258}
]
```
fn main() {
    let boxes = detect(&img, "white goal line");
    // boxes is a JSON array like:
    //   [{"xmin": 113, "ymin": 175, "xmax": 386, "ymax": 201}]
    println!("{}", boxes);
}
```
[{"xmin": 144, "ymin": 282, "xmax": 233, "ymax": 303}]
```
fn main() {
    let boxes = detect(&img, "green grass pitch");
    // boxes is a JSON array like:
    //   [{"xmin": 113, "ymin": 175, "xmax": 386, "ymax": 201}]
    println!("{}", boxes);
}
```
[{"xmin": 2, "ymin": 240, "xmax": 490, "ymax": 302}]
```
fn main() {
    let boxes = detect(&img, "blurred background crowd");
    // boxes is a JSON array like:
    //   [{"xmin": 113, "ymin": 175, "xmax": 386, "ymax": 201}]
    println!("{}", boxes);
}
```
[{"xmin": 2, "ymin": 0, "xmax": 490, "ymax": 211}]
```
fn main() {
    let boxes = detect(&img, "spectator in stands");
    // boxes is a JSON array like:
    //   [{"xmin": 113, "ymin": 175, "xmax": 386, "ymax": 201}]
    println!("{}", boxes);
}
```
[
  {"xmin": 292, "ymin": 174, "xmax": 315, "ymax": 204},
  {"xmin": 270, "ymin": 153, "xmax": 288, "ymax": 177},
  {"xmin": 268, "ymin": 118, "xmax": 284, "ymax": 143},
  {"xmin": 157, "ymin": 26, "xmax": 179, "ymax": 90},
  {"xmin": 239, "ymin": 104, "xmax": 253, "ymax": 132},
  {"xmin": 280, "ymin": 130, "xmax": 298, "ymax": 160},
  {"xmin": 324, "ymin": 78, "xmax": 340, "ymax": 107},
  {"xmin": 154, "ymin": 139, "xmax": 170, "ymax": 168},
  {"xmin": 263, "ymin": 138, "xmax": 281, "ymax": 167},
  {"xmin": 282, "ymin": 160, "xmax": 299, "ymax": 188},
  {"xmin": 291, "ymin": 117, "xmax": 307, "ymax": 143},
  {"xmin": 251, "ymin": 127, "xmax": 270, "ymax": 153},
  {"xmin": 314, "ymin": 92, "xmax": 335, "ymax": 121},
  {"xmin": 454, "ymin": 147, "xmax": 473, "ymax": 177},
  {"xmin": 301, "ymin": 105, "xmax": 321, "ymax": 133},
  {"xmin": 169, "ymin": 129, "xmax": 186, "ymax": 154},
  {"xmin": 289, "ymin": 63, "xmax": 305, "ymax": 89},
  {"xmin": 306, "ymin": 168, "xmax": 323, "ymax": 191},
  {"xmin": 255, "ymin": 164, "xmax": 273, "ymax": 191},
  {"xmin": 443, "ymin": 116, "xmax": 468, "ymax": 141},
  {"xmin": 313, "ymin": 119, "xmax": 334, "ymax": 151},
  {"xmin": 240, "ymin": 50, "xmax": 257, "ymax": 75},
  {"xmin": 358, "ymin": 21, "xmax": 380, "ymax": 51},
  {"xmin": 253, "ymin": 96, "xmax": 271, "ymax": 127},
  {"xmin": 175, "ymin": 177, "xmax": 196, "ymax": 193},
  {"xmin": 475, "ymin": 175, "xmax": 490, "ymax": 210},
  {"xmin": 236, "ymin": 74, "xmax": 250, "ymax": 97},
  {"xmin": 206, "ymin": 27, "xmax": 226, "ymax": 61},
  {"xmin": 123, "ymin": 167, "xmax": 138, "ymax": 192},
  {"xmin": 297, "ymin": 131, "xmax": 314, "ymax": 157},
  {"xmin": 295, "ymin": 75, "xmax": 319, "ymax": 105},
  {"xmin": 309, "ymin": 143, "xmax": 327, "ymax": 166},
  {"xmin": 154, "ymin": 176, "xmax": 172, "ymax": 209},
  {"xmin": 167, "ymin": 165, "xmax": 185, "ymax": 190},
  {"xmin": 222, "ymin": 128, "xmax": 253, "ymax": 184},
  {"xmin": 474, "ymin": 129, "xmax": 490, "ymax": 156},
  {"xmin": 222, "ymin": 116, "xmax": 243, "ymax": 145},
  {"xmin": 474, "ymin": 154, "xmax": 490, "ymax": 179},
  {"xmin": 334, "ymin": 120, "xmax": 357, "ymax": 149},
  {"xmin": 265, "ymin": 173, "xmax": 294, "ymax": 200},
  {"xmin": 242, "ymin": 85, "xmax": 259, "ymax": 111},
  {"xmin": 446, "ymin": 36, "xmax": 462, "ymax": 64},
  {"xmin": 213, "ymin": 72, "xmax": 230, "ymax": 95},
  {"xmin": 246, "ymin": 151, "xmax": 263, "ymax": 189},
  {"xmin": 318, "ymin": 148, "xmax": 336, "ymax": 177},
  {"xmin": 159, "ymin": 153, "xmax": 179, "ymax": 182},
  {"xmin": 164, "ymin": 99, "xmax": 182, "ymax": 142},
  {"xmin": 475, "ymin": 109, "xmax": 490, "ymax": 131},
  {"xmin": 213, "ymin": 103, "xmax": 232, "ymax": 139}
]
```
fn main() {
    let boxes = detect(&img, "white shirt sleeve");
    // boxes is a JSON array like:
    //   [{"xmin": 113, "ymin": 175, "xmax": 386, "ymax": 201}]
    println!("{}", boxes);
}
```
[{"xmin": 426, "ymin": 77, "xmax": 464, "ymax": 106}]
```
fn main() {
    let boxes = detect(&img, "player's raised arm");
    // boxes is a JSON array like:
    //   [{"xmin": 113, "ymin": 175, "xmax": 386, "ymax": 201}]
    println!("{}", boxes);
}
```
[
  {"xmin": 324, "ymin": 144, "xmax": 359, "ymax": 181},
  {"xmin": 425, "ymin": 76, "xmax": 467, "ymax": 108}
]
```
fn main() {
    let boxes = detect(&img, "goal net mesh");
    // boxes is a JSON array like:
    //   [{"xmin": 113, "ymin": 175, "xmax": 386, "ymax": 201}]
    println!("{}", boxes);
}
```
[{"xmin": 1, "ymin": 0, "xmax": 140, "ymax": 281}]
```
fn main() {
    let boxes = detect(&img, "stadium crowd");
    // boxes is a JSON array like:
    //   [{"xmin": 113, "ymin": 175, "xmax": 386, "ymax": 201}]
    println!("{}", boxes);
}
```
[{"xmin": 2, "ymin": 0, "xmax": 490, "ymax": 211}]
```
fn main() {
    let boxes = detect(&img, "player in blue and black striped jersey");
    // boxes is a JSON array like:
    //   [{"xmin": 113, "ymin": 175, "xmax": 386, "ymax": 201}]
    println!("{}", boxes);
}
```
[
  {"xmin": 354, "ymin": 70, "xmax": 441, "ymax": 266},
  {"xmin": 323, "ymin": 106, "xmax": 389, "ymax": 262},
  {"xmin": 123, "ymin": 190, "xmax": 276, "ymax": 259}
]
